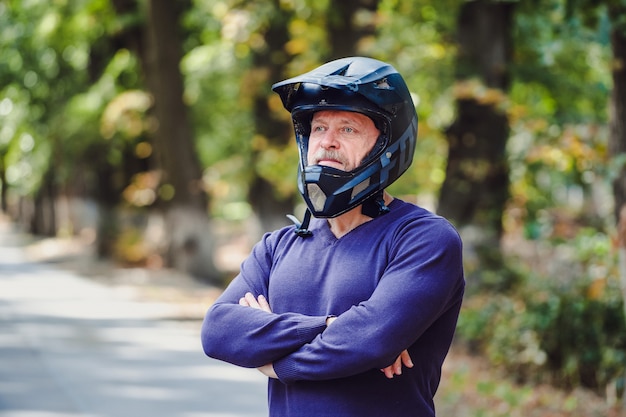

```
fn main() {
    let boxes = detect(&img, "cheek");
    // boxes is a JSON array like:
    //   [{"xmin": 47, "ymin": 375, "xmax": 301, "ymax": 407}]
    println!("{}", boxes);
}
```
[
  {"xmin": 361, "ymin": 136, "xmax": 379, "ymax": 157},
  {"xmin": 357, "ymin": 141, "xmax": 374, "ymax": 158},
  {"xmin": 306, "ymin": 137, "xmax": 320, "ymax": 157}
]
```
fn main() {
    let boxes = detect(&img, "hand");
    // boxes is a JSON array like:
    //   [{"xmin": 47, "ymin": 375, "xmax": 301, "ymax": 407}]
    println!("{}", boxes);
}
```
[
  {"xmin": 381, "ymin": 349, "xmax": 413, "ymax": 379},
  {"xmin": 257, "ymin": 363, "xmax": 278, "ymax": 379},
  {"xmin": 239, "ymin": 292, "xmax": 272, "ymax": 313}
]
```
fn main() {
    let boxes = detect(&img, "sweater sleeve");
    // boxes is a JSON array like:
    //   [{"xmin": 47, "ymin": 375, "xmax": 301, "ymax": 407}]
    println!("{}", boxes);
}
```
[
  {"xmin": 201, "ymin": 232, "xmax": 328, "ymax": 368},
  {"xmin": 272, "ymin": 218, "xmax": 465, "ymax": 383}
]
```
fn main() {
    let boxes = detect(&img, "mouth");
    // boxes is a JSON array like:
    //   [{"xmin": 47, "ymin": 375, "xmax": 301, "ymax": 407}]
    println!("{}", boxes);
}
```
[
  {"xmin": 317, "ymin": 157, "xmax": 342, "ymax": 165},
  {"xmin": 315, "ymin": 159, "xmax": 346, "ymax": 170},
  {"xmin": 311, "ymin": 150, "xmax": 347, "ymax": 169}
]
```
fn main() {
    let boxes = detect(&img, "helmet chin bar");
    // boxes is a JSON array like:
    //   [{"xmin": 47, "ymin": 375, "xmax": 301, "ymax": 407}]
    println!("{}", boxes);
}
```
[
  {"xmin": 299, "ymin": 162, "xmax": 383, "ymax": 219},
  {"xmin": 287, "ymin": 187, "xmax": 387, "ymax": 238},
  {"xmin": 305, "ymin": 181, "xmax": 388, "ymax": 219},
  {"xmin": 305, "ymin": 178, "xmax": 373, "ymax": 214},
  {"xmin": 284, "ymin": 167, "xmax": 384, "ymax": 238}
]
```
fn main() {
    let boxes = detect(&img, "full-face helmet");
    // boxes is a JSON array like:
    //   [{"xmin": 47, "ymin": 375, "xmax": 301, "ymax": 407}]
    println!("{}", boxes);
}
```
[{"xmin": 272, "ymin": 57, "xmax": 418, "ymax": 223}]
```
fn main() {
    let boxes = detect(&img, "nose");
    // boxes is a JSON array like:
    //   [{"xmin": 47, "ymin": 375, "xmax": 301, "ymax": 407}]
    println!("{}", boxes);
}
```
[{"xmin": 318, "ymin": 130, "xmax": 339, "ymax": 149}]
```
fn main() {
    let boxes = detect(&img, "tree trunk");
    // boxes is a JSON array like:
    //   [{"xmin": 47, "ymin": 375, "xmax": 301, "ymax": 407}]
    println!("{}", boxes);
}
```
[
  {"xmin": 31, "ymin": 168, "xmax": 57, "ymax": 237},
  {"xmin": 83, "ymin": 141, "xmax": 120, "ymax": 258},
  {"xmin": 609, "ymin": 25, "xmax": 626, "ymax": 226},
  {"xmin": 326, "ymin": 0, "xmax": 379, "ymax": 60},
  {"xmin": 437, "ymin": 0, "xmax": 515, "ymax": 290},
  {"xmin": 619, "ymin": 204, "xmax": 626, "ymax": 410},
  {"xmin": 616, "ymin": 227, "xmax": 626, "ymax": 339},
  {"xmin": 142, "ymin": 0, "xmax": 204, "ymax": 210},
  {"xmin": 247, "ymin": 1, "xmax": 296, "ymax": 234},
  {"xmin": 108, "ymin": 0, "xmax": 218, "ymax": 281},
  {"xmin": 0, "ymin": 153, "xmax": 7, "ymax": 213},
  {"xmin": 608, "ymin": 14, "xmax": 626, "ymax": 380},
  {"xmin": 141, "ymin": 0, "xmax": 219, "ymax": 281}
]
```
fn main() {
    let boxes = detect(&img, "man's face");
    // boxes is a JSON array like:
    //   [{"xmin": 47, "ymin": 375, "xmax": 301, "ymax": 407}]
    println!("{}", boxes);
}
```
[{"xmin": 306, "ymin": 110, "xmax": 380, "ymax": 172}]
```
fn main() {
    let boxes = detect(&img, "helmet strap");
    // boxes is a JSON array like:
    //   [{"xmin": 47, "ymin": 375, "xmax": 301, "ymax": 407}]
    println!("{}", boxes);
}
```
[
  {"xmin": 287, "ymin": 210, "xmax": 313, "ymax": 238},
  {"xmin": 361, "ymin": 190, "xmax": 390, "ymax": 218}
]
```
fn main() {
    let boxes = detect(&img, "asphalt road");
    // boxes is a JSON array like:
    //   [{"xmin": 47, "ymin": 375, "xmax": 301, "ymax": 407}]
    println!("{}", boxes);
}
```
[{"xmin": 0, "ymin": 224, "xmax": 268, "ymax": 417}]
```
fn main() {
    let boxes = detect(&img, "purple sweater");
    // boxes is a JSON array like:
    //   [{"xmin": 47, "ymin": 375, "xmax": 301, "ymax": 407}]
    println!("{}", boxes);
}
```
[{"xmin": 201, "ymin": 199, "xmax": 464, "ymax": 417}]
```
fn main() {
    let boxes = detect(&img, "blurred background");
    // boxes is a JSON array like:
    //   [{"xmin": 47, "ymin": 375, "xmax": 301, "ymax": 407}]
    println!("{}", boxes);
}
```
[{"xmin": 1, "ymin": 0, "xmax": 626, "ymax": 415}]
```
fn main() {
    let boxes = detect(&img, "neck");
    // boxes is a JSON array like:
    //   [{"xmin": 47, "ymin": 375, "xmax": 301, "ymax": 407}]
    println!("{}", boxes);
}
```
[{"xmin": 327, "ymin": 192, "xmax": 393, "ymax": 238}]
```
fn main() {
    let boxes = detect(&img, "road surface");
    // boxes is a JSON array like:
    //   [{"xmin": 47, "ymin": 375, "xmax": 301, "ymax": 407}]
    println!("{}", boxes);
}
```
[{"xmin": 0, "ymin": 223, "xmax": 268, "ymax": 417}]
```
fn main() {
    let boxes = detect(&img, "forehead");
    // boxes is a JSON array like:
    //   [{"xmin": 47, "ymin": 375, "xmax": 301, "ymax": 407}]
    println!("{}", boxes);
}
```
[{"xmin": 311, "ymin": 110, "xmax": 374, "ymax": 126}]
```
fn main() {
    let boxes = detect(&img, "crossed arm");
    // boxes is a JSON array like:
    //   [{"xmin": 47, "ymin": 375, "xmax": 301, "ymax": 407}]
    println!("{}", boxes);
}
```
[{"xmin": 238, "ymin": 292, "xmax": 413, "ymax": 380}]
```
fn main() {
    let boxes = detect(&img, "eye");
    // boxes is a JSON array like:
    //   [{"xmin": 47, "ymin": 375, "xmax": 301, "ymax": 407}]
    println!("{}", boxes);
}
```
[{"xmin": 342, "ymin": 127, "xmax": 355, "ymax": 133}]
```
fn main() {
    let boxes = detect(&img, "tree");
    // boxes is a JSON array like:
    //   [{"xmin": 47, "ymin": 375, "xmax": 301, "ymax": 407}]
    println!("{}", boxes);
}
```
[
  {"xmin": 608, "ymin": 6, "xmax": 626, "ymax": 221},
  {"xmin": 108, "ymin": 0, "xmax": 219, "ymax": 280},
  {"xmin": 437, "ymin": 0, "xmax": 515, "ymax": 289},
  {"xmin": 606, "ymin": 2, "xmax": 626, "ymax": 360},
  {"xmin": 326, "ymin": 0, "xmax": 380, "ymax": 60},
  {"xmin": 568, "ymin": 0, "xmax": 626, "ymax": 366},
  {"xmin": 143, "ymin": 0, "xmax": 218, "ymax": 279},
  {"xmin": 240, "ymin": 0, "xmax": 382, "ymax": 234},
  {"xmin": 246, "ymin": 0, "xmax": 296, "ymax": 233},
  {"xmin": 0, "ymin": 155, "xmax": 6, "ymax": 213},
  {"xmin": 0, "ymin": 0, "xmax": 103, "ymax": 234}
]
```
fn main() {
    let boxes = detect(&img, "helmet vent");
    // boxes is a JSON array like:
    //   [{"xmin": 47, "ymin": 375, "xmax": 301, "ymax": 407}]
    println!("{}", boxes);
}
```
[
  {"xmin": 307, "ymin": 183, "xmax": 327, "ymax": 211},
  {"xmin": 331, "ymin": 63, "xmax": 351, "ymax": 76},
  {"xmin": 375, "ymin": 79, "xmax": 391, "ymax": 89},
  {"xmin": 351, "ymin": 178, "xmax": 371, "ymax": 200}
]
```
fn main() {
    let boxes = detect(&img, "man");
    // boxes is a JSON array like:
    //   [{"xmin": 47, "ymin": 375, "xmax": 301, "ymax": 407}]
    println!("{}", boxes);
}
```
[{"xmin": 201, "ymin": 57, "xmax": 464, "ymax": 417}]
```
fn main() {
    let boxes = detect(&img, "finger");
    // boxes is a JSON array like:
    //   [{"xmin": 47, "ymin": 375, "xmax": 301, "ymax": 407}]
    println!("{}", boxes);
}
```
[
  {"xmin": 239, "ymin": 297, "xmax": 249, "ymax": 306},
  {"xmin": 400, "ymin": 350, "xmax": 414, "ymax": 368},
  {"xmin": 381, "ymin": 366, "xmax": 394, "ymax": 379},
  {"xmin": 257, "ymin": 294, "xmax": 272, "ymax": 313},
  {"xmin": 244, "ymin": 292, "xmax": 261, "ymax": 309},
  {"xmin": 393, "ymin": 355, "xmax": 402, "ymax": 376},
  {"xmin": 380, "ymin": 355, "xmax": 401, "ymax": 379}
]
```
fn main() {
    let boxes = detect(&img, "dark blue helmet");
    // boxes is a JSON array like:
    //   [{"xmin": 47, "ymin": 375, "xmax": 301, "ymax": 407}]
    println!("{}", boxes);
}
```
[{"xmin": 272, "ymin": 57, "xmax": 418, "ymax": 219}]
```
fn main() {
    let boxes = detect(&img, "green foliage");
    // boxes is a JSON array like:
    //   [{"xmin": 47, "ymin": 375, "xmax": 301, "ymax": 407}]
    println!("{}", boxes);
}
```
[
  {"xmin": 374, "ymin": 0, "xmax": 459, "ymax": 199},
  {"xmin": 0, "ymin": 0, "xmax": 121, "ymax": 197},
  {"xmin": 457, "ymin": 228, "xmax": 626, "ymax": 393},
  {"xmin": 507, "ymin": 121, "xmax": 610, "ymax": 241},
  {"xmin": 513, "ymin": 10, "xmax": 610, "ymax": 124},
  {"xmin": 182, "ymin": 0, "xmax": 464, "ymax": 212},
  {"xmin": 0, "ymin": 0, "xmax": 617, "ymax": 215},
  {"xmin": 181, "ymin": 2, "xmax": 257, "ymax": 213},
  {"xmin": 1, "ymin": 0, "xmax": 625, "ymax": 402},
  {"xmin": 506, "ymin": 2, "xmax": 612, "ymax": 238}
]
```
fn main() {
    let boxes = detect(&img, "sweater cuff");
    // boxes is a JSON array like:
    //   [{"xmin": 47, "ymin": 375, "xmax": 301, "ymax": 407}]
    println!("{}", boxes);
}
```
[
  {"xmin": 273, "ymin": 354, "xmax": 300, "ymax": 384},
  {"xmin": 275, "ymin": 315, "xmax": 327, "ymax": 384},
  {"xmin": 295, "ymin": 315, "xmax": 328, "ymax": 345}
]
